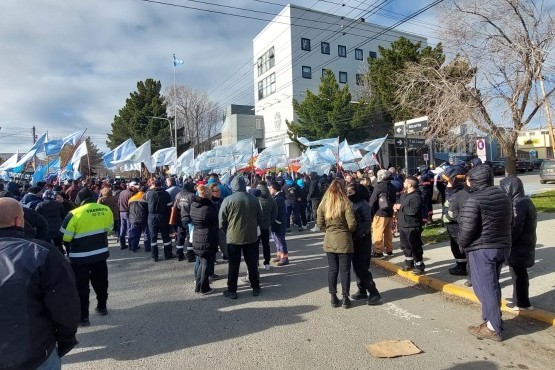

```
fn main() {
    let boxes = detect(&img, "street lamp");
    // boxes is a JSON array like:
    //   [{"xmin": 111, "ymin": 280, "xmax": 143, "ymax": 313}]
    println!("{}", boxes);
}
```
[{"xmin": 146, "ymin": 116, "xmax": 176, "ymax": 149}]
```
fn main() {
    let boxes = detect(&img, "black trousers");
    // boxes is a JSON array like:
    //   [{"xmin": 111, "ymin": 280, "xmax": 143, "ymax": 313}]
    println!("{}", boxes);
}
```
[
  {"xmin": 71, "ymin": 260, "xmax": 108, "ymax": 320},
  {"xmin": 400, "ymin": 227, "xmax": 423, "ymax": 262},
  {"xmin": 510, "ymin": 265, "xmax": 531, "ymax": 308},
  {"xmin": 149, "ymin": 215, "xmax": 172, "ymax": 259},
  {"xmin": 176, "ymin": 223, "xmax": 195, "ymax": 261},
  {"xmin": 310, "ymin": 199, "xmax": 321, "ymax": 221},
  {"xmin": 448, "ymin": 235, "xmax": 467, "ymax": 262},
  {"xmin": 352, "ymin": 234, "xmax": 380, "ymax": 297},
  {"xmin": 326, "ymin": 252, "xmax": 352, "ymax": 297},
  {"xmin": 298, "ymin": 202, "xmax": 307, "ymax": 226},
  {"xmin": 259, "ymin": 228, "xmax": 271, "ymax": 265},
  {"xmin": 195, "ymin": 253, "xmax": 215, "ymax": 293},
  {"xmin": 227, "ymin": 242, "xmax": 260, "ymax": 293}
]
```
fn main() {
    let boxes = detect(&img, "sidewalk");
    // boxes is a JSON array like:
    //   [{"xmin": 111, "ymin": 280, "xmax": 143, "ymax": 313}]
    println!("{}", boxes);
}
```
[{"xmin": 371, "ymin": 206, "xmax": 555, "ymax": 326}]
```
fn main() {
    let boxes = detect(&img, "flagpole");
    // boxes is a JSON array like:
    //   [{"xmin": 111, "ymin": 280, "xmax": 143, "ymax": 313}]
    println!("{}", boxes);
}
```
[
  {"xmin": 87, "ymin": 152, "xmax": 91, "ymax": 178},
  {"xmin": 173, "ymin": 58, "xmax": 178, "ymax": 153},
  {"xmin": 62, "ymin": 129, "xmax": 87, "ymax": 170}
]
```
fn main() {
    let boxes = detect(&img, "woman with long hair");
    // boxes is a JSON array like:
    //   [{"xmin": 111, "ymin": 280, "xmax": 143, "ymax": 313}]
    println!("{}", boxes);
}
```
[{"xmin": 317, "ymin": 179, "xmax": 357, "ymax": 308}]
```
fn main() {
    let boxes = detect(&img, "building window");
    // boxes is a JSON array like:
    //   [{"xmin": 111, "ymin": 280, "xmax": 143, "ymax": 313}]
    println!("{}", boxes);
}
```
[
  {"xmin": 338, "ymin": 45, "xmax": 347, "ymax": 58},
  {"xmin": 302, "ymin": 66, "xmax": 312, "ymax": 79},
  {"xmin": 321, "ymin": 42, "xmax": 330, "ymax": 55},
  {"xmin": 322, "ymin": 69, "xmax": 327, "ymax": 78},
  {"xmin": 301, "ymin": 38, "xmax": 311, "ymax": 51},
  {"xmin": 355, "ymin": 48, "xmax": 363, "ymax": 60},
  {"xmin": 256, "ymin": 118, "xmax": 263, "ymax": 130},
  {"xmin": 257, "ymin": 46, "xmax": 275, "ymax": 77},
  {"xmin": 369, "ymin": 51, "xmax": 377, "ymax": 59},
  {"xmin": 356, "ymin": 74, "xmax": 365, "ymax": 86},
  {"xmin": 339, "ymin": 71, "xmax": 347, "ymax": 83},
  {"xmin": 257, "ymin": 72, "xmax": 276, "ymax": 100}
]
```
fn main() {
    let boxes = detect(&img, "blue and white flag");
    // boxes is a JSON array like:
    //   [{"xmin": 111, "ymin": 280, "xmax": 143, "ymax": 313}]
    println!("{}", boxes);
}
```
[
  {"xmin": 255, "ymin": 140, "xmax": 287, "ymax": 169},
  {"xmin": 103, "ymin": 138, "xmax": 136, "ymax": 169},
  {"xmin": 44, "ymin": 130, "xmax": 85, "ymax": 156},
  {"xmin": 232, "ymin": 138, "xmax": 255, "ymax": 155},
  {"xmin": 297, "ymin": 136, "xmax": 339, "ymax": 150},
  {"xmin": 0, "ymin": 152, "xmax": 19, "ymax": 171},
  {"xmin": 173, "ymin": 54, "xmax": 184, "ymax": 67},
  {"xmin": 171, "ymin": 148, "xmax": 194, "ymax": 175},
  {"xmin": 11, "ymin": 133, "xmax": 48, "ymax": 173},
  {"xmin": 151, "ymin": 147, "xmax": 177, "ymax": 167},
  {"xmin": 69, "ymin": 141, "xmax": 88, "ymax": 171}
]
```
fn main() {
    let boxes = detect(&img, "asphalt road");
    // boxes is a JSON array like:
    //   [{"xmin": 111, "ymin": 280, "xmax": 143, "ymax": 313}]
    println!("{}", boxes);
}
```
[
  {"xmin": 64, "ymin": 233, "xmax": 555, "ymax": 370},
  {"xmin": 495, "ymin": 170, "xmax": 554, "ymax": 195}
]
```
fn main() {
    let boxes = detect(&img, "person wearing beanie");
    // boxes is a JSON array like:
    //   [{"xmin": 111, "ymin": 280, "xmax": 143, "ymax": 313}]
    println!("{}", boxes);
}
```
[
  {"xmin": 146, "ymin": 178, "xmax": 174, "ymax": 262},
  {"xmin": 36, "ymin": 189, "xmax": 67, "ymax": 254}
]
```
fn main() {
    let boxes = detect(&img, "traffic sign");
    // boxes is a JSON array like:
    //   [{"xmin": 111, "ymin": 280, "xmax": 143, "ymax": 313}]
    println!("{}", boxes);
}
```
[
  {"xmin": 393, "ymin": 121, "xmax": 405, "ymax": 137},
  {"xmin": 394, "ymin": 137, "xmax": 426, "ymax": 148},
  {"xmin": 394, "ymin": 138, "xmax": 405, "ymax": 147},
  {"xmin": 405, "ymin": 116, "xmax": 428, "ymax": 134},
  {"xmin": 423, "ymin": 153, "xmax": 429, "ymax": 161}
]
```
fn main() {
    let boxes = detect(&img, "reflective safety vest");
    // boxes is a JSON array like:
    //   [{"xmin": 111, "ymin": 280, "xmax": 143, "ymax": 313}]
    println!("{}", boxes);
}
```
[{"xmin": 60, "ymin": 202, "xmax": 114, "ymax": 264}]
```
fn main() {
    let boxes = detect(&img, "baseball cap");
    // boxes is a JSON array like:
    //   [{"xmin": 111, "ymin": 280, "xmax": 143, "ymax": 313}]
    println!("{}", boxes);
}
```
[{"xmin": 129, "ymin": 181, "xmax": 138, "ymax": 187}]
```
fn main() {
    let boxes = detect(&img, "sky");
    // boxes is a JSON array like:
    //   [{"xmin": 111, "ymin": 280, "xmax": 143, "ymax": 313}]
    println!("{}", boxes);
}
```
[{"xmin": 0, "ymin": 0, "xmax": 453, "ymax": 154}]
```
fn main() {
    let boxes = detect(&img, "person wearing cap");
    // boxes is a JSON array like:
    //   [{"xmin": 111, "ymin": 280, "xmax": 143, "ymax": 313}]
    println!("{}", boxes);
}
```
[
  {"xmin": 60, "ymin": 187, "xmax": 114, "ymax": 326},
  {"xmin": 117, "ymin": 181, "xmax": 137, "ymax": 250},
  {"xmin": 441, "ymin": 166, "xmax": 470, "ymax": 276},
  {"xmin": 36, "ymin": 189, "xmax": 67, "ymax": 255},
  {"xmin": 20, "ymin": 186, "xmax": 44, "ymax": 210},
  {"xmin": 146, "ymin": 178, "xmax": 174, "ymax": 262}
]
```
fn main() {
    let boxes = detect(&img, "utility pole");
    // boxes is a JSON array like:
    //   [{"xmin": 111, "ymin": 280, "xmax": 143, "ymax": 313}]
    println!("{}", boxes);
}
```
[
  {"xmin": 539, "ymin": 74, "xmax": 555, "ymax": 157},
  {"xmin": 32, "ymin": 126, "xmax": 36, "ymax": 144}
]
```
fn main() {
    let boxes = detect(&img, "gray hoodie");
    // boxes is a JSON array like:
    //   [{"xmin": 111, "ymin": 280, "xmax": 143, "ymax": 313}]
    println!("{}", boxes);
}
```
[{"xmin": 219, "ymin": 176, "xmax": 262, "ymax": 244}]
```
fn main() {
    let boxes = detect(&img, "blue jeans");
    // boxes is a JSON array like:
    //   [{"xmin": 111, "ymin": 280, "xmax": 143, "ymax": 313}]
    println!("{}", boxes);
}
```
[
  {"xmin": 119, "ymin": 212, "xmax": 130, "ymax": 248},
  {"xmin": 285, "ymin": 203, "xmax": 301, "ymax": 228},
  {"xmin": 37, "ymin": 347, "xmax": 61, "ymax": 370},
  {"xmin": 271, "ymin": 231, "xmax": 288, "ymax": 256}
]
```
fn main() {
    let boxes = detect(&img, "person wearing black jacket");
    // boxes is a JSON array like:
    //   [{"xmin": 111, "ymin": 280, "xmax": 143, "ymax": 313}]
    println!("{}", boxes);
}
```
[
  {"xmin": 175, "ymin": 180, "xmax": 196, "ymax": 262},
  {"xmin": 146, "ymin": 178, "xmax": 174, "ymax": 262},
  {"xmin": 282, "ymin": 179, "xmax": 304, "ymax": 231},
  {"xmin": 128, "ymin": 187, "xmax": 151, "ymax": 252},
  {"xmin": 458, "ymin": 164, "xmax": 512, "ymax": 342},
  {"xmin": 307, "ymin": 172, "xmax": 322, "ymax": 231},
  {"xmin": 395, "ymin": 176, "xmax": 425, "ymax": 274},
  {"xmin": 190, "ymin": 184, "xmax": 219, "ymax": 295},
  {"xmin": 368, "ymin": 170, "xmax": 397, "ymax": 258},
  {"xmin": 347, "ymin": 184, "xmax": 382, "ymax": 305},
  {"xmin": 36, "ymin": 189, "xmax": 67, "ymax": 254},
  {"xmin": 500, "ymin": 175, "xmax": 537, "ymax": 311},
  {"xmin": 0, "ymin": 198, "xmax": 80, "ymax": 369}
]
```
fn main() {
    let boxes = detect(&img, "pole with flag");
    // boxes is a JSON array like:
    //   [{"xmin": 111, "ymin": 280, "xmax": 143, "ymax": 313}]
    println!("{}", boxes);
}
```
[{"xmin": 173, "ymin": 54, "xmax": 184, "ymax": 153}]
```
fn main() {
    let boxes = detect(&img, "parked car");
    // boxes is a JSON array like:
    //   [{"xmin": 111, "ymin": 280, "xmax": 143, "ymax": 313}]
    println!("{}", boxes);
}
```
[
  {"xmin": 516, "ymin": 159, "xmax": 534, "ymax": 173},
  {"xmin": 491, "ymin": 161, "xmax": 506, "ymax": 176},
  {"xmin": 539, "ymin": 159, "xmax": 555, "ymax": 184},
  {"xmin": 533, "ymin": 158, "xmax": 544, "ymax": 169}
]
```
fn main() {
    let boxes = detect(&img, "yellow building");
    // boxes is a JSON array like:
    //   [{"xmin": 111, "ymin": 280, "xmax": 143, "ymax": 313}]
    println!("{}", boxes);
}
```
[{"xmin": 517, "ymin": 130, "xmax": 553, "ymax": 159}]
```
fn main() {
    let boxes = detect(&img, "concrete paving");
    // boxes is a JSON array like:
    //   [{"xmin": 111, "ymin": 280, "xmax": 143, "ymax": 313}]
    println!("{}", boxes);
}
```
[{"xmin": 63, "ymin": 228, "xmax": 555, "ymax": 369}]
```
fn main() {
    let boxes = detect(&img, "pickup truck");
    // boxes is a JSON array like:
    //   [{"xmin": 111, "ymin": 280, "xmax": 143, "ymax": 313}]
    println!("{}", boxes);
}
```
[{"xmin": 516, "ymin": 159, "xmax": 534, "ymax": 173}]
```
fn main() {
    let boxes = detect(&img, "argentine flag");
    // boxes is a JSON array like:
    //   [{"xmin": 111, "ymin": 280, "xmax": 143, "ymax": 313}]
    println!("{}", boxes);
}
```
[{"xmin": 173, "ymin": 54, "xmax": 184, "ymax": 67}]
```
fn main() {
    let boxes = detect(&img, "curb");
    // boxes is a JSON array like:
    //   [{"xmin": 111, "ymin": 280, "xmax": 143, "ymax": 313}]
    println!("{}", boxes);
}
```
[{"xmin": 372, "ymin": 258, "xmax": 555, "ymax": 326}]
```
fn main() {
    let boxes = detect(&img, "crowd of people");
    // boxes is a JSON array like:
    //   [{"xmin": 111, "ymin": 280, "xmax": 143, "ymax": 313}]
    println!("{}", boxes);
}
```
[{"xmin": 0, "ymin": 157, "xmax": 540, "ymax": 368}]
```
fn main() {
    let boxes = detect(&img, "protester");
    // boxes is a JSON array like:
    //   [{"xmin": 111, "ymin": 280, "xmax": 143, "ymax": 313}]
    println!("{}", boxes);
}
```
[
  {"xmin": 35, "ymin": 189, "xmax": 67, "ymax": 254},
  {"xmin": 60, "ymin": 187, "xmax": 114, "ymax": 327},
  {"xmin": 458, "ymin": 164, "xmax": 512, "ymax": 342},
  {"xmin": 257, "ymin": 181, "xmax": 278, "ymax": 270},
  {"xmin": 66, "ymin": 180, "xmax": 81, "ymax": 203},
  {"xmin": 307, "ymin": 172, "xmax": 322, "ymax": 231},
  {"xmin": 166, "ymin": 176, "xmax": 182, "ymax": 203},
  {"xmin": 283, "ymin": 178, "xmax": 304, "ymax": 232},
  {"xmin": 20, "ymin": 186, "xmax": 44, "ymax": 209},
  {"xmin": 368, "ymin": 169, "xmax": 397, "ymax": 258},
  {"xmin": 219, "ymin": 176, "xmax": 262, "ymax": 299},
  {"xmin": 416, "ymin": 165, "xmax": 434, "ymax": 223},
  {"xmin": 347, "ymin": 183, "xmax": 382, "ymax": 305},
  {"xmin": 97, "ymin": 187, "xmax": 120, "ymax": 240},
  {"xmin": 317, "ymin": 179, "xmax": 357, "ymax": 309},
  {"xmin": 128, "ymin": 186, "xmax": 151, "ymax": 252},
  {"xmin": 500, "ymin": 175, "xmax": 537, "ymax": 311},
  {"xmin": 146, "ymin": 178, "xmax": 174, "ymax": 262},
  {"xmin": 395, "ymin": 176, "xmax": 425, "ymax": 275},
  {"xmin": 0, "ymin": 198, "xmax": 81, "ymax": 369},
  {"xmin": 296, "ymin": 177, "xmax": 309, "ymax": 228},
  {"xmin": 209, "ymin": 182, "xmax": 228, "ymax": 263},
  {"xmin": 117, "ymin": 181, "xmax": 137, "ymax": 250},
  {"xmin": 190, "ymin": 184, "xmax": 219, "ymax": 295},
  {"xmin": 175, "ymin": 180, "xmax": 197, "ymax": 262},
  {"xmin": 269, "ymin": 182, "xmax": 290, "ymax": 266}
]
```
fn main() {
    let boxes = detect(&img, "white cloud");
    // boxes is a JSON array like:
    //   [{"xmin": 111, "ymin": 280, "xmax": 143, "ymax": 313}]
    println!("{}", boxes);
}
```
[{"xmin": 0, "ymin": 0, "xmax": 440, "ymax": 154}]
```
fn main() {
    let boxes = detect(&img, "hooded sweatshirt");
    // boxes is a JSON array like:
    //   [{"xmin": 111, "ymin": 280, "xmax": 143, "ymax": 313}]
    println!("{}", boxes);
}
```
[
  {"xmin": 219, "ymin": 176, "xmax": 262, "ymax": 245},
  {"xmin": 257, "ymin": 184, "xmax": 278, "ymax": 230}
]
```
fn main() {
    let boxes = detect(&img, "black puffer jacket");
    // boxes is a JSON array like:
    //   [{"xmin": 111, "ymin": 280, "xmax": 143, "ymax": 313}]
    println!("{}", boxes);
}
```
[
  {"xmin": 500, "ymin": 175, "xmax": 537, "ymax": 268},
  {"xmin": 257, "ymin": 184, "xmax": 277, "ymax": 230},
  {"xmin": 146, "ymin": 187, "xmax": 171, "ymax": 220},
  {"xmin": 368, "ymin": 177, "xmax": 396, "ymax": 218},
  {"xmin": 441, "ymin": 185, "xmax": 470, "ymax": 239},
  {"xmin": 349, "ymin": 184, "xmax": 372, "ymax": 241},
  {"xmin": 190, "ymin": 197, "xmax": 218, "ymax": 258},
  {"xmin": 458, "ymin": 165, "xmax": 512, "ymax": 253},
  {"xmin": 35, "ymin": 199, "xmax": 66, "ymax": 239},
  {"xmin": 23, "ymin": 207, "xmax": 49, "ymax": 242},
  {"xmin": 307, "ymin": 173, "xmax": 322, "ymax": 200}
]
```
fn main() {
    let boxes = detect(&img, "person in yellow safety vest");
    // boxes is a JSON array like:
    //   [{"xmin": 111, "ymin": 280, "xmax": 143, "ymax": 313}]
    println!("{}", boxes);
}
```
[{"xmin": 60, "ymin": 187, "xmax": 113, "ymax": 327}]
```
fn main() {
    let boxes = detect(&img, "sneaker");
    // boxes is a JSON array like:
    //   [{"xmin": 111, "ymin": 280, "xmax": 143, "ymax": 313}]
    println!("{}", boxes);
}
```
[
  {"xmin": 209, "ymin": 274, "xmax": 220, "ymax": 281},
  {"xmin": 298, "ymin": 226, "xmax": 305, "ymax": 232},
  {"xmin": 272, "ymin": 256, "xmax": 282, "ymax": 262},
  {"xmin": 412, "ymin": 262, "xmax": 425, "ymax": 276},
  {"xmin": 310, "ymin": 227, "xmax": 320, "ymax": 232},
  {"xmin": 342, "ymin": 297, "xmax": 352, "ymax": 309},
  {"xmin": 331, "ymin": 294, "xmax": 340, "ymax": 308},
  {"xmin": 79, "ymin": 318, "xmax": 90, "ymax": 327},
  {"xmin": 95, "ymin": 307, "xmax": 108, "ymax": 316},
  {"xmin": 367, "ymin": 294, "xmax": 382, "ymax": 306},
  {"xmin": 253, "ymin": 288, "xmax": 261, "ymax": 297},
  {"xmin": 401, "ymin": 261, "xmax": 414, "ymax": 271},
  {"xmin": 275, "ymin": 259, "xmax": 289, "ymax": 266},
  {"xmin": 371, "ymin": 252, "xmax": 384, "ymax": 258},
  {"xmin": 264, "ymin": 264, "xmax": 271, "ymax": 271},
  {"xmin": 448, "ymin": 265, "xmax": 468, "ymax": 276},
  {"xmin": 223, "ymin": 290, "xmax": 238, "ymax": 299},
  {"xmin": 507, "ymin": 304, "xmax": 534, "ymax": 311},
  {"xmin": 467, "ymin": 323, "xmax": 502, "ymax": 342},
  {"xmin": 201, "ymin": 288, "xmax": 215, "ymax": 296},
  {"xmin": 350, "ymin": 291, "xmax": 368, "ymax": 301}
]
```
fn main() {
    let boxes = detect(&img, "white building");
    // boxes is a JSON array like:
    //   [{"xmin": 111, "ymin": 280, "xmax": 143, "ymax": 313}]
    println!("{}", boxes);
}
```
[{"xmin": 253, "ymin": 4, "xmax": 427, "ymax": 157}]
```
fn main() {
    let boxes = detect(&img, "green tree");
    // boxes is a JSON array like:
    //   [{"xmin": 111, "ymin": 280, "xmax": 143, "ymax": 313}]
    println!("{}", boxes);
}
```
[
  {"xmin": 78, "ymin": 137, "xmax": 104, "ymax": 176},
  {"xmin": 287, "ymin": 69, "xmax": 368, "ymax": 144},
  {"xmin": 107, "ymin": 78, "xmax": 171, "ymax": 152},
  {"xmin": 365, "ymin": 37, "xmax": 445, "ymax": 124}
]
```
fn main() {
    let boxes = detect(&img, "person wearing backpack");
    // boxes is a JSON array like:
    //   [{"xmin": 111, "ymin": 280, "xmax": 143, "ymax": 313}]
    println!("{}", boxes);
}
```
[{"xmin": 368, "ymin": 169, "xmax": 397, "ymax": 258}]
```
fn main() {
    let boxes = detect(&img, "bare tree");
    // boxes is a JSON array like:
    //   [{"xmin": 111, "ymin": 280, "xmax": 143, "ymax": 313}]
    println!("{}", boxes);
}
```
[
  {"xmin": 164, "ymin": 85, "xmax": 221, "ymax": 152},
  {"xmin": 400, "ymin": 0, "xmax": 555, "ymax": 174}
]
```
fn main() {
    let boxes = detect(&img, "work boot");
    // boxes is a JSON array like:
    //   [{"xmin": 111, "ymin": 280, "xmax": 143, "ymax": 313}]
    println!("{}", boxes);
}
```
[
  {"xmin": 412, "ymin": 261, "xmax": 426, "ymax": 276},
  {"xmin": 330, "ymin": 294, "xmax": 340, "ymax": 308},
  {"xmin": 350, "ymin": 291, "xmax": 368, "ymax": 301},
  {"xmin": 176, "ymin": 249, "xmax": 185, "ymax": 261},
  {"xmin": 367, "ymin": 294, "xmax": 382, "ymax": 306},
  {"xmin": 341, "ymin": 296, "xmax": 352, "ymax": 309},
  {"xmin": 401, "ymin": 260, "xmax": 414, "ymax": 271},
  {"xmin": 448, "ymin": 263, "xmax": 468, "ymax": 276}
]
